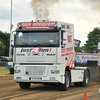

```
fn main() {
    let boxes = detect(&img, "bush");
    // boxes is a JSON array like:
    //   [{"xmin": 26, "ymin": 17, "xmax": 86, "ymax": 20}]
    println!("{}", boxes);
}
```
[
  {"xmin": 0, "ymin": 41, "xmax": 5, "ymax": 56},
  {"xmin": 9, "ymin": 67, "xmax": 14, "ymax": 74}
]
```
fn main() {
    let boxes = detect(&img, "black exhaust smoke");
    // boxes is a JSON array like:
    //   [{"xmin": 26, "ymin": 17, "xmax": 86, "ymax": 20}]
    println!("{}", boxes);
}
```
[{"xmin": 30, "ymin": 0, "xmax": 59, "ymax": 21}]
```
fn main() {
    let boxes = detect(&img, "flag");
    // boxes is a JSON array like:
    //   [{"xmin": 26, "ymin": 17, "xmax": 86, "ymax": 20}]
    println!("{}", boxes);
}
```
[{"xmin": 11, "ymin": 24, "xmax": 14, "ymax": 29}]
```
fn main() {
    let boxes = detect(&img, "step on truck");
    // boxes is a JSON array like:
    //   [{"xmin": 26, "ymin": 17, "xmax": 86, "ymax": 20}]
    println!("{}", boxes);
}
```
[{"xmin": 14, "ymin": 20, "xmax": 90, "ymax": 91}]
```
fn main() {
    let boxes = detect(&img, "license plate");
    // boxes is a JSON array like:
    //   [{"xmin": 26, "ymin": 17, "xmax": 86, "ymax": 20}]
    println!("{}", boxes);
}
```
[{"xmin": 31, "ymin": 78, "xmax": 42, "ymax": 81}]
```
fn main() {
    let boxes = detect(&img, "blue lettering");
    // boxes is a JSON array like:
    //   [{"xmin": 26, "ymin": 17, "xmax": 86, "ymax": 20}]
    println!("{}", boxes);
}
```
[{"xmin": 82, "ymin": 56, "xmax": 99, "ymax": 60}]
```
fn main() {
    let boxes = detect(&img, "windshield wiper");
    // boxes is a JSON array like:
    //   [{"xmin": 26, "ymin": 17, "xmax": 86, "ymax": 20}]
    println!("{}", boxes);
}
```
[
  {"xmin": 40, "ymin": 43, "xmax": 58, "ymax": 47},
  {"xmin": 40, "ymin": 43, "xmax": 51, "ymax": 45},
  {"xmin": 28, "ymin": 43, "xmax": 40, "ymax": 45},
  {"xmin": 28, "ymin": 43, "xmax": 40, "ymax": 47},
  {"xmin": 15, "ymin": 43, "xmax": 29, "ymax": 47},
  {"xmin": 20, "ymin": 43, "xmax": 28, "ymax": 45}
]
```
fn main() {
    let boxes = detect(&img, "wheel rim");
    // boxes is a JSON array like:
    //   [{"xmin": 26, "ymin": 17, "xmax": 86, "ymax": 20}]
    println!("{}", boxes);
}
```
[
  {"xmin": 66, "ymin": 75, "xmax": 69, "ymax": 87},
  {"xmin": 86, "ymin": 75, "xmax": 89, "ymax": 84}
]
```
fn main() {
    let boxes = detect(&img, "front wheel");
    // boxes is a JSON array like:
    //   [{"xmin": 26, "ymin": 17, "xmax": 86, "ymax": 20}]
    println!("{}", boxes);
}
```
[
  {"xmin": 60, "ymin": 71, "xmax": 70, "ymax": 91},
  {"xmin": 19, "ymin": 82, "xmax": 31, "ymax": 89}
]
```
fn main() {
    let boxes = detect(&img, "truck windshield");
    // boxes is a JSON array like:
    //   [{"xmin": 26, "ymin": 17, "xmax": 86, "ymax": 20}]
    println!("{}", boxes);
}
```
[{"xmin": 15, "ymin": 32, "xmax": 59, "ymax": 47}]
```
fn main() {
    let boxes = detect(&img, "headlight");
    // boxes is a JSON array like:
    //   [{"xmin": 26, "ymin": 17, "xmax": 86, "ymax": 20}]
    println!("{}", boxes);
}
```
[
  {"xmin": 14, "ymin": 70, "xmax": 21, "ymax": 73},
  {"xmin": 51, "ymin": 70, "xmax": 60, "ymax": 74}
]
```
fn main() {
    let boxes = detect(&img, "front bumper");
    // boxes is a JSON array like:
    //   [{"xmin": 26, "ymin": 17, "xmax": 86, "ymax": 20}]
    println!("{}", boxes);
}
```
[
  {"xmin": 14, "ymin": 75, "xmax": 64, "ymax": 83},
  {"xmin": 14, "ymin": 64, "xmax": 65, "ymax": 84}
]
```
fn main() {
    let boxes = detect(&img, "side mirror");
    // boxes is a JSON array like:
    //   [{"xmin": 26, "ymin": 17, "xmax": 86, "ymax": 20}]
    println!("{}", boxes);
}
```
[
  {"xmin": 63, "ymin": 32, "xmax": 67, "ymax": 39},
  {"xmin": 11, "ymin": 31, "xmax": 16, "ymax": 47},
  {"xmin": 63, "ymin": 40, "xmax": 67, "ymax": 45},
  {"xmin": 11, "ymin": 41, "xmax": 14, "ymax": 47},
  {"xmin": 63, "ymin": 32, "xmax": 67, "ymax": 45}
]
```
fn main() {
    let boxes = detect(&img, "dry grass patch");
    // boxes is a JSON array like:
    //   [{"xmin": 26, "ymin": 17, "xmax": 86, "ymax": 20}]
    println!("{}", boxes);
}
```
[{"xmin": 0, "ymin": 67, "xmax": 13, "ymax": 77}]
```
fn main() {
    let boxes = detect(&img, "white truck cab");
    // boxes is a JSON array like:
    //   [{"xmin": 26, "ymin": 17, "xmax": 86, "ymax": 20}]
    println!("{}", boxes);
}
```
[{"xmin": 14, "ymin": 21, "xmax": 90, "ymax": 91}]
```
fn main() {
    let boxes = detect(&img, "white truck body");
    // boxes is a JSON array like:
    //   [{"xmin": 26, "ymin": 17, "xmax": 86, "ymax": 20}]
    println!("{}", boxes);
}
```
[{"xmin": 14, "ymin": 21, "xmax": 89, "ymax": 90}]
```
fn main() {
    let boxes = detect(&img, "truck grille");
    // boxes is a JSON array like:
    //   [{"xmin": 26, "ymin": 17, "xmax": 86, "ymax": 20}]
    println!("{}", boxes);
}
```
[{"xmin": 26, "ymin": 66, "xmax": 45, "ymax": 76}]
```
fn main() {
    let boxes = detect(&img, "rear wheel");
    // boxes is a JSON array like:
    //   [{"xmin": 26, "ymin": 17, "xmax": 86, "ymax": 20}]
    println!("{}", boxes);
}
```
[
  {"xmin": 60, "ymin": 71, "xmax": 70, "ymax": 91},
  {"xmin": 82, "ymin": 70, "xmax": 89, "ymax": 87},
  {"xmin": 74, "ymin": 70, "xmax": 89, "ymax": 87},
  {"xmin": 19, "ymin": 82, "xmax": 31, "ymax": 89}
]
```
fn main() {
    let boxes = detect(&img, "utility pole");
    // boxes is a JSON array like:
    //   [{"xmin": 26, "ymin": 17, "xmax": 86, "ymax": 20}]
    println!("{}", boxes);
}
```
[{"xmin": 9, "ymin": 0, "xmax": 12, "ymax": 57}]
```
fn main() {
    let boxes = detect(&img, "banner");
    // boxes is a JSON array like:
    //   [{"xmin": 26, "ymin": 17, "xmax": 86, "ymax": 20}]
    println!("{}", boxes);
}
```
[{"xmin": 75, "ymin": 54, "xmax": 100, "ymax": 65}]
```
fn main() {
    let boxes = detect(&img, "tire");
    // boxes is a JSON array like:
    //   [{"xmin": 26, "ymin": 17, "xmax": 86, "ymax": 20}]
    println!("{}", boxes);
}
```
[
  {"xmin": 82, "ymin": 70, "xmax": 89, "ymax": 87},
  {"xmin": 74, "ymin": 70, "xmax": 89, "ymax": 87},
  {"xmin": 19, "ymin": 82, "xmax": 31, "ymax": 89},
  {"xmin": 60, "ymin": 71, "xmax": 70, "ymax": 91}
]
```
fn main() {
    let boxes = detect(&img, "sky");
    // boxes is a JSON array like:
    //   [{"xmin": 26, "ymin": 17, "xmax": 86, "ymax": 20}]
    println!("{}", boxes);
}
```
[{"xmin": 0, "ymin": 0, "xmax": 100, "ymax": 46}]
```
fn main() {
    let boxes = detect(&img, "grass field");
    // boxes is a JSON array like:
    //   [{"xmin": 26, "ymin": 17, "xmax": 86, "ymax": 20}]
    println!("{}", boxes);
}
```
[{"xmin": 0, "ymin": 67, "xmax": 14, "ymax": 77}]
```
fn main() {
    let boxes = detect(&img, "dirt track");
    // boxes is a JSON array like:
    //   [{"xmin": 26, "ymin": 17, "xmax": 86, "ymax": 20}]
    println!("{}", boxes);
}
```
[{"xmin": 0, "ymin": 76, "xmax": 100, "ymax": 100}]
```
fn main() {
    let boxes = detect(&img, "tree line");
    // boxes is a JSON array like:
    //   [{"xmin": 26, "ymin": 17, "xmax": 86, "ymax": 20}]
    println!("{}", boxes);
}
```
[
  {"xmin": 84, "ymin": 27, "xmax": 100, "ymax": 53},
  {"xmin": 0, "ymin": 31, "xmax": 10, "ymax": 56},
  {"xmin": 76, "ymin": 27, "xmax": 100, "ymax": 53}
]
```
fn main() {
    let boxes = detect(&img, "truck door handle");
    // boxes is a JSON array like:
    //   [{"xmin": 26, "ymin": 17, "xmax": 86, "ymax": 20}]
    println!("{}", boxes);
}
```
[{"xmin": 65, "ymin": 57, "xmax": 67, "ymax": 60}]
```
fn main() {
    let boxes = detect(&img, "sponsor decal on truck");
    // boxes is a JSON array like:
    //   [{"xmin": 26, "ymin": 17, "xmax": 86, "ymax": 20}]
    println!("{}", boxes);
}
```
[{"xmin": 20, "ymin": 48, "xmax": 52, "ymax": 53}]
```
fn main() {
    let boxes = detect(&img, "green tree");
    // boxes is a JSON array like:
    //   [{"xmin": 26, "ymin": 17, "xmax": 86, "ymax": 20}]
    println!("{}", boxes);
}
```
[
  {"xmin": 0, "ymin": 30, "xmax": 10, "ymax": 56},
  {"xmin": 75, "ymin": 46, "xmax": 85, "ymax": 53},
  {"xmin": 75, "ymin": 47, "xmax": 82, "ymax": 52},
  {"xmin": 84, "ymin": 27, "xmax": 100, "ymax": 53},
  {"xmin": 0, "ymin": 41, "xmax": 5, "ymax": 56}
]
